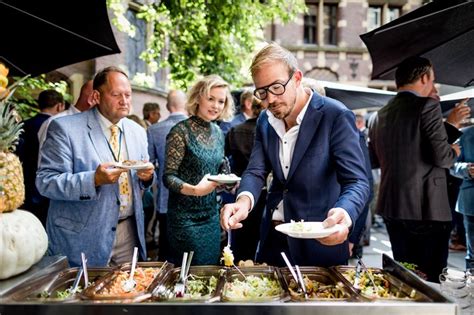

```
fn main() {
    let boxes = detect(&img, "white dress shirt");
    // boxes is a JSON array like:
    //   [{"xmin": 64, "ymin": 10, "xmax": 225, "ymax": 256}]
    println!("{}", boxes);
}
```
[{"xmin": 238, "ymin": 90, "xmax": 312, "ymax": 221}]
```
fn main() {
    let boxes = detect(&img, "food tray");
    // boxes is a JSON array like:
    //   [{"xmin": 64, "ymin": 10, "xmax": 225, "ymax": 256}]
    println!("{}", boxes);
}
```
[
  {"xmin": 331, "ymin": 265, "xmax": 431, "ymax": 302},
  {"xmin": 81, "ymin": 261, "xmax": 170, "ymax": 302},
  {"xmin": 221, "ymin": 266, "xmax": 289, "ymax": 303},
  {"xmin": 8, "ymin": 267, "xmax": 112, "ymax": 302},
  {"xmin": 280, "ymin": 266, "xmax": 357, "ymax": 302},
  {"xmin": 151, "ymin": 265, "xmax": 224, "ymax": 302}
]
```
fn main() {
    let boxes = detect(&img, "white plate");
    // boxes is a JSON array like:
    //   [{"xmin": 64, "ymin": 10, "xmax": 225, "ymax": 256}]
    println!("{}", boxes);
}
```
[
  {"xmin": 115, "ymin": 161, "xmax": 153, "ymax": 170},
  {"xmin": 207, "ymin": 174, "xmax": 241, "ymax": 184},
  {"xmin": 275, "ymin": 221, "xmax": 339, "ymax": 239}
]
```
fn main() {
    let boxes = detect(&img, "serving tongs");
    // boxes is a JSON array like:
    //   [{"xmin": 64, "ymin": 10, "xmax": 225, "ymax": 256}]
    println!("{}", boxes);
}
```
[
  {"xmin": 122, "ymin": 247, "xmax": 139, "ymax": 292},
  {"xmin": 355, "ymin": 256, "xmax": 379, "ymax": 294},
  {"xmin": 70, "ymin": 252, "xmax": 88, "ymax": 294},
  {"xmin": 281, "ymin": 252, "xmax": 307, "ymax": 299},
  {"xmin": 174, "ymin": 251, "xmax": 194, "ymax": 297}
]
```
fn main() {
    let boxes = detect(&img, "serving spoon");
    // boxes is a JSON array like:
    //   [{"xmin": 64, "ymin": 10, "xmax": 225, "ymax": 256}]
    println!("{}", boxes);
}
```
[{"xmin": 122, "ymin": 247, "xmax": 138, "ymax": 292}]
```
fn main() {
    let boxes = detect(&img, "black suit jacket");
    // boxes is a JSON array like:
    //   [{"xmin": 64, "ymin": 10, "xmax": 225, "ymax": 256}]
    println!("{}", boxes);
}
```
[
  {"xmin": 369, "ymin": 92, "xmax": 456, "ymax": 222},
  {"xmin": 18, "ymin": 113, "xmax": 51, "ymax": 208},
  {"xmin": 225, "ymin": 118, "xmax": 257, "ymax": 176}
]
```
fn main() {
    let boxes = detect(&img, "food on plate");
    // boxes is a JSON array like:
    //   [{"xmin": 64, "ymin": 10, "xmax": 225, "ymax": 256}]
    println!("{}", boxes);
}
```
[
  {"xmin": 237, "ymin": 260, "xmax": 268, "ymax": 267},
  {"xmin": 223, "ymin": 275, "xmax": 282, "ymax": 300},
  {"xmin": 288, "ymin": 219, "xmax": 312, "ymax": 232},
  {"xmin": 98, "ymin": 267, "xmax": 160, "ymax": 296},
  {"xmin": 121, "ymin": 160, "xmax": 143, "ymax": 166},
  {"xmin": 342, "ymin": 269, "xmax": 414, "ymax": 299},
  {"xmin": 221, "ymin": 245, "xmax": 234, "ymax": 267},
  {"xmin": 288, "ymin": 276, "xmax": 346, "ymax": 299}
]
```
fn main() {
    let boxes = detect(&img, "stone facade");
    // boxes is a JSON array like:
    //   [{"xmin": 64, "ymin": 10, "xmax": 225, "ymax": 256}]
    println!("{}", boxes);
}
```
[{"xmin": 266, "ymin": 0, "xmax": 423, "ymax": 90}]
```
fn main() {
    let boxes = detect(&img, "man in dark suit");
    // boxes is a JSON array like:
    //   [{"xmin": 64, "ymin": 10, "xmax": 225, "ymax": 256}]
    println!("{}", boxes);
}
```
[
  {"xmin": 220, "ymin": 43, "xmax": 369, "ymax": 267},
  {"xmin": 18, "ymin": 89, "xmax": 65, "ymax": 226},
  {"xmin": 225, "ymin": 98, "xmax": 265, "ymax": 261},
  {"xmin": 369, "ymin": 56, "xmax": 460, "ymax": 282}
]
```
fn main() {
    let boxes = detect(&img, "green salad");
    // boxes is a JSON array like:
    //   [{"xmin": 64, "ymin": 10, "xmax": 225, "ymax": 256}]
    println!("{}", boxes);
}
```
[
  {"xmin": 183, "ymin": 275, "xmax": 218, "ymax": 299},
  {"xmin": 224, "ymin": 275, "xmax": 282, "ymax": 300}
]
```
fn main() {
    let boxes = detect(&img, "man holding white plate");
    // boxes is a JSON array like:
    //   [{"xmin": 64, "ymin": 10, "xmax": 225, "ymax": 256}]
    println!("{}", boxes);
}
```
[
  {"xmin": 37, "ymin": 67, "xmax": 154, "ymax": 267},
  {"xmin": 220, "ymin": 43, "xmax": 369, "ymax": 267}
]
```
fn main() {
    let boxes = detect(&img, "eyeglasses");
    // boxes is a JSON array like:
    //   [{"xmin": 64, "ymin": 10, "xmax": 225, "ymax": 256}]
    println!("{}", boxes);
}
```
[{"xmin": 253, "ymin": 71, "xmax": 295, "ymax": 101}]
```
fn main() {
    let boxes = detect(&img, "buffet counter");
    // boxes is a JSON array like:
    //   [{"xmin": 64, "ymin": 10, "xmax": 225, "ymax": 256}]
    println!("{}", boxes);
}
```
[{"xmin": 0, "ymin": 255, "xmax": 458, "ymax": 315}]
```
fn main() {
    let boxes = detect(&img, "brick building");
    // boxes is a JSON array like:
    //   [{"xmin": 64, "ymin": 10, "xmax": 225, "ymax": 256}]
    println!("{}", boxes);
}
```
[{"xmin": 265, "ymin": 0, "xmax": 424, "ymax": 90}]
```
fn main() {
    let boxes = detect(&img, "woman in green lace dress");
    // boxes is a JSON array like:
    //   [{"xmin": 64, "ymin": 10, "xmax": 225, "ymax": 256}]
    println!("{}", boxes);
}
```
[{"xmin": 164, "ymin": 75, "xmax": 234, "ymax": 265}]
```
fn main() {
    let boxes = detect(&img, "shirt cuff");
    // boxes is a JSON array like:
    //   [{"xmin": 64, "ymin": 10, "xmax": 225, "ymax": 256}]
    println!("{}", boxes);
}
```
[
  {"xmin": 236, "ymin": 191, "xmax": 255, "ymax": 212},
  {"xmin": 341, "ymin": 208, "xmax": 353, "ymax": 228}
]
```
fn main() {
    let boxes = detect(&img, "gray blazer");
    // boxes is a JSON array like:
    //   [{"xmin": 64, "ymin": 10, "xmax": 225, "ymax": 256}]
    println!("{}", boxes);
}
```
[
  {"xmin": 369, "ymin": 92, "xmax": 456, "ymax": 222},
  {"xmin": 147, "ymin": 113, "xmax": 187, "ymax": 213},
  {"xmin": 36, "ymin": 108, "xmax": 151, "ymax": 266}
]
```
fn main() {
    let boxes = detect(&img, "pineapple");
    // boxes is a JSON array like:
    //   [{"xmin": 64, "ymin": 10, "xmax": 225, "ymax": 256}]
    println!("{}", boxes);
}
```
[{"xmin": 0, "ymin": 64, "xmax": 25, "ymax": 212}]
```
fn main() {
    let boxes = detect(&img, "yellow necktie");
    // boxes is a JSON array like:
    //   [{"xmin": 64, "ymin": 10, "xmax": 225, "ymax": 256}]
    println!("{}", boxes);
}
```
[{"xmin": 110, "ymin": 125, "xmax": 130, "ymax": 212}]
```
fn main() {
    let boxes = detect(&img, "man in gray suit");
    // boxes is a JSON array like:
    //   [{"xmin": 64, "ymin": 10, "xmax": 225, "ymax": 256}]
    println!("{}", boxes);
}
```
[
  {"xmin": 37, "ymin": 67, "xmax": 155, "ymax": 267},
  {"xmin": 147, "ymin": 90, "xmax": 187, "ymax": 260},
  {"xmin": 369, "ymin": 56, "xmax": 460, "ymax": 282}
]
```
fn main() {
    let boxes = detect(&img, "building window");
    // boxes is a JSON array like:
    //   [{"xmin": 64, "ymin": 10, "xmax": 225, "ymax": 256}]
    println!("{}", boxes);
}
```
[
  {"xmin": 387, "ymin": 6, "xmax": 400, "ymax": 22},
  {"xmin": 126, "ymin": 8, "xmax": 147, "ymax": 78},
  {"xmin": 303, "ymin": 2, "xmax": 338, "ymax": 46},
  {"xmin": 368, "ymin": 4, "xmax": 402, "ymax": 32},
  {"xmin": 304, "ymin": 4, "xmax": 318, "ymax": 44},
  {"xmin": 323, "ymin": 4, "xmax": 337, "ymax": 45},
  {"xmin": 367, "ymin": 6, "xmax": 382, "ymax": 31}
]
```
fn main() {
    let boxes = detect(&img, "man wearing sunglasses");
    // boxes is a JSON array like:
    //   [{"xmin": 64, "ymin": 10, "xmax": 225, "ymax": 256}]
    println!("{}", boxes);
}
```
[{"xmin": 220, "ymin": 43, "xmax": 369, "ymax": 267}]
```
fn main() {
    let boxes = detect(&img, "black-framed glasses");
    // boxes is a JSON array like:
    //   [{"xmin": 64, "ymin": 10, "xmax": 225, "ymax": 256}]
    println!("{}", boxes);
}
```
[{"xmin": 253, "ymin": 71, "xmax": 295, "ymax": 101}]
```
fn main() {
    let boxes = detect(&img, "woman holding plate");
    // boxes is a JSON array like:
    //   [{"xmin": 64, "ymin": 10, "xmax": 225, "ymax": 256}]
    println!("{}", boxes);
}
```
[{"xmin": 163, "ymin": 75, "xmax": 234, "ymax": 265}]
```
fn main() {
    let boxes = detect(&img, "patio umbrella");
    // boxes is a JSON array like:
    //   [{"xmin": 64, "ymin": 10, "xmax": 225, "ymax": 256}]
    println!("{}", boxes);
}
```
[
  {"xmin": 320, "ymin": 80, "xmax": 396, "ymax": 110},
  {"xmin": 360, "ymin": 0, "xmax": 474, "ymax": 87},
  {"xmin": 0, "ymin": 0, "xmax": 121, "ymax": 77}
]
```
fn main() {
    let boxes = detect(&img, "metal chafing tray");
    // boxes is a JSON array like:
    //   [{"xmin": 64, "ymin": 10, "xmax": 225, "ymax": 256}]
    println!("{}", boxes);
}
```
[
  {"xmin": 331, "ymin": 265, "xmax": 431, "ymax": 302},
  {"xmin": 80, "ymin": 261, "xmax": 170, "ymax": 302},
  {"xmin": 280, "ymin": 266, "xmax": 359, "ymax": 302},
  {"xmin": 7, "ymin": 267, "xmax": 112, "ymax": 303},
  {"xmin": 151, "ymin": 265, "xmax": 224, "ymax": 302},
  {"xmin": 221, "ymin": 266, "xmax": 289, "ymax": 303},
  {"xmin": 0, "ymin": 255, "xmax": 68, "ymax": 301}
]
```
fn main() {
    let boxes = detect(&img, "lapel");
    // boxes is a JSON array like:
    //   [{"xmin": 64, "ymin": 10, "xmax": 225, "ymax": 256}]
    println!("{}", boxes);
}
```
[
  {"xmin": 267, "ymin": 118, "xmax": 285, "ymax": 181},
  {"xmin": 287, "ymin": 97, "xmax": 323, "ymax": 181},
  {"xmin": 88, "ymin": 108, "xmax": 115, "ymax": 164}
]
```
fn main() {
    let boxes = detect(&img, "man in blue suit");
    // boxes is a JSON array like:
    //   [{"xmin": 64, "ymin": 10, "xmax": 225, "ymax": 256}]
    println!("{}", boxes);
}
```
[
  {"xmin": 451, "ymin": 125, "xmax": 474, "ymax": 269},
  {"xmin": 37, "ymin": 67, "xmax": 155, "ymax": 267},
  {"xmin": 220, "ymin": 43, "xmax": 369, "ymax": 267},
  {"xmin": 147, "ymin": 89, "xmax": 187, "ymax": 260}
]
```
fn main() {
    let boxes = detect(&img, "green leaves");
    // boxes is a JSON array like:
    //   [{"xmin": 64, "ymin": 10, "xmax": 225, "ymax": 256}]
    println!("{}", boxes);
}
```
[{"xmin": 109, "ymin": 0, "xmax": 305, "ymax": 89}]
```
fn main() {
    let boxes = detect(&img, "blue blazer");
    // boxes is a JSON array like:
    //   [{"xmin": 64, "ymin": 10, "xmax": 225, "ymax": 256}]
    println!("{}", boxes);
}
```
[
  {"xmin": 36, "ymin": 108, "xmax": 151, "ymax": 267},
  {"xmin": 452, "ymin": 126, "xmax": 474, "ymax": 216},
  {"xmin": 239, "ymin": 93, "xmax": 369, "ymax": 266}
]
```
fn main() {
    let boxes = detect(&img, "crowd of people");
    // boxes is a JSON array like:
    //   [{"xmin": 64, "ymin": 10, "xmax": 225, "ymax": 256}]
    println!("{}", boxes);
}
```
[{"xmin": 18, "ymin": 43, "xmax": 473, "ymax": 283}]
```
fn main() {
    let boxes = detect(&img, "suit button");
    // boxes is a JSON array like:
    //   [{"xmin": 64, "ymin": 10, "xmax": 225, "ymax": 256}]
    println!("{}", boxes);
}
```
[
  {"xmin": 283, "ymin": 189, "xmax": 288, "ymax": 194},
  {"xmin": 111, "ymin": 227, "xmax": 116, "ymax": 231}
]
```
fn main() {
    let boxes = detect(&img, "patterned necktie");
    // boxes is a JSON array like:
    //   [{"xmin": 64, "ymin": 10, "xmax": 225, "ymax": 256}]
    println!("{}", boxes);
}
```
[{"xmin": 110, "ymin": 125, "xmax": 130, "ymax": 212}]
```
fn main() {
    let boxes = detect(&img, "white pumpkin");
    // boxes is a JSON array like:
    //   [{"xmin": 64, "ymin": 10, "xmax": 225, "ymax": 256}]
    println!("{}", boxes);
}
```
[{"xmin": 0, "ymin": 209, "xmax": 48, "ymax": 279}]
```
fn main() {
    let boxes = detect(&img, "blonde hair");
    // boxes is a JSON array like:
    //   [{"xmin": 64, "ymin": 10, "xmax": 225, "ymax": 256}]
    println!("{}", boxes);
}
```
[
  {"xmin": 250, "ymin": 42, "xmax": 298, "ymax": 79},
  {"xmin": 186, "ymin": 74, "xmax": 234, "ymax": 121}
]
